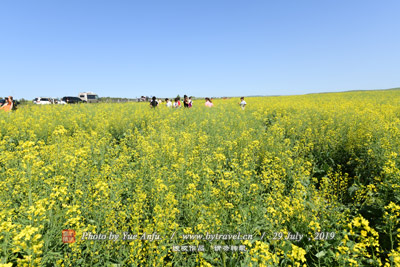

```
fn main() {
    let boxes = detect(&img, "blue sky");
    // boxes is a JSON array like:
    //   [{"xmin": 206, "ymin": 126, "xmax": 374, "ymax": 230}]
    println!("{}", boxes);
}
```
[{"xmin": 1, "ymin": 0, "xmax": 399, "ymax": 99}]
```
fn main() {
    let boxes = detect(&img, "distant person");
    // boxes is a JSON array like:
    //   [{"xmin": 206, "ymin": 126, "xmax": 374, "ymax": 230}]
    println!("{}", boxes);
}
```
[
  {"xmin": 150, "ymin": 96, "xmax": 158, "ymax": 108},
  {"xmin": 188, "ymin": 96, "xmax": 193, "ymax": 108},
  {"xmin": 205, "ymin": 97, "xmax": 213, "ymax": 107},
  {"xmin": 174, "ymin": 97, "xmax": 181, "ymax": 108},
  {"xmin": 183, "ymin": 95, "xmax": 189, "ymax": 108},
  {"xmin": 239, "ymin": 97, "xmax": 246, "ymax": 110},
  {"xmin": 12, "ymin": 98, "xmax": 18, "ymax": 111},
  {"xmin": 0, "ymin": 96, "xmax": 13, "ymax": 112},
  {"xmin": 165, "ymin": 98, "xmax": 172, "ymax": 107},
  {"xmin": 2, "ymin": 97, "xmax": 8, "ymax": 107}
]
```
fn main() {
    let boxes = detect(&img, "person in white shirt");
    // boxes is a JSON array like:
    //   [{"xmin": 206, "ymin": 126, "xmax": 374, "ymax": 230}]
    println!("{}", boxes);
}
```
[
  {"xmin": 239, "ymin": 97, "xmax": 246, "ymax": 110},
  {"xmin": 165, "ymin": 98, "xmax": 172, "ymax": 107}
]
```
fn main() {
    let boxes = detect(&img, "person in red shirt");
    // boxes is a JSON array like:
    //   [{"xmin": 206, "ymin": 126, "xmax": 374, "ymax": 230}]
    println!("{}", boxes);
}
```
[
  {"xmin": 174, "ymin": 97, "xmax": 181, "ymax": 108},
  {"xmin": 0, "ymin": 96, "xmax": 13, "ymax": 112}
]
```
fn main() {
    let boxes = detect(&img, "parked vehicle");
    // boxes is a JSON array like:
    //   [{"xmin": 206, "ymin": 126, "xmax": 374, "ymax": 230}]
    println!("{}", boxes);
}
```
[
  {"xmin": 79, "ymin": 92, "xmax": 99, "ymax": 103},
  {"xmin": 53, "ymin": 98, "xmax": 66, "ymax": 104},
  {"xmin": 62, "ymin": 96, "xmax": 83, "ymax": 104},
  {"xmin": 33, "ymin": 97, "xmax": 52, "ymax": 104}
]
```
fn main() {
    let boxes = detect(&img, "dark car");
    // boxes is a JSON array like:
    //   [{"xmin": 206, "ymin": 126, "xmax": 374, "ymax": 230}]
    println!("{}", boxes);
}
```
[{"xmin": 62, "ymin": 96, "xmax": 83, "ymax": 104}]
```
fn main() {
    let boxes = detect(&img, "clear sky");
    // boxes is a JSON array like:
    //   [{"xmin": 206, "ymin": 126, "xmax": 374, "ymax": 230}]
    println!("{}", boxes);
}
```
[{"xmin": 1, "ymin": 0, "xmax": 399, "ymax": 99}]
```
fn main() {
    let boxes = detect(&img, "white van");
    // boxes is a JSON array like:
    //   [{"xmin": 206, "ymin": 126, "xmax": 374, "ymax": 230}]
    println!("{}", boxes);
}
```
[
  {"xmin": 79, "ymin": 92, "xmax": 99, "ymax": 103},
  {"xmin": 33, "ymin": 97, "xmax": 52, "ymax": 104}
]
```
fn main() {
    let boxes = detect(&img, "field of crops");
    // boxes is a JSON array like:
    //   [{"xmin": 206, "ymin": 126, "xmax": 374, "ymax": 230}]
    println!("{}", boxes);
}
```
[{"xmin": 1, "ymin": 90, "xmax": 400, "ymax": 266}]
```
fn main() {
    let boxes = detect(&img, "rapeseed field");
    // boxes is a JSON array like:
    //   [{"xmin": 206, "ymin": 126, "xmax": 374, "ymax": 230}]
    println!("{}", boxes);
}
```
[{"xmin": 1, "ymin": 90, "xmax": 400, "ymax": 266}]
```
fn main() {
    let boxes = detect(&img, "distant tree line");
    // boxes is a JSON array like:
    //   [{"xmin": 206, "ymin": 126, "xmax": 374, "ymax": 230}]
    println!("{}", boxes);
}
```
[{"xmin": 99, "ymin": 97, "xmax": 138, "ymax": 103}]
